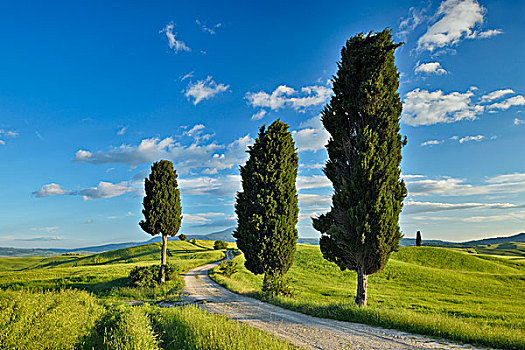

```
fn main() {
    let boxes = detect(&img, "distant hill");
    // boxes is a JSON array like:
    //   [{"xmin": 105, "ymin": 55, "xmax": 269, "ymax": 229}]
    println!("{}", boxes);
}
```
[
  {"xmin": 2, "ymin": 231, "xmax": 523, "ymax": 258},
  {"xmin": 463, "ymin": 232, "xmax": 525, "ymax": 245}
]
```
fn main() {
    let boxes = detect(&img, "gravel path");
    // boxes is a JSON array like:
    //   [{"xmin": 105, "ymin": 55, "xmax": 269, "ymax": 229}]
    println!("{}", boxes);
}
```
[{"xmin": 181, "ymin": 251, "xmax": 483, "ymax": 350}]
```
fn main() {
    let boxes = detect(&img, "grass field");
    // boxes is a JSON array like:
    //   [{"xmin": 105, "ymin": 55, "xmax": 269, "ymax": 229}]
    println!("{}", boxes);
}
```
[
  {"xmin": 0, "ymin": 239, "xmax": 294, "ymax": 349},
  {"xmin": 0, "ymin": 240, "xmax": 223, "ymax": 301},
  {"xmin": 211, "ymin": 245, "xmax": 525, "ymax": 350}
]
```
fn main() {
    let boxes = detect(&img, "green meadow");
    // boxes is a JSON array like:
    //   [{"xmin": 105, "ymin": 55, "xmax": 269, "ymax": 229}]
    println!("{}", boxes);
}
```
[
  {"xmin": 0, "ymin": 240, "xmax": 292, "ymax": 350},
  {"xmin": 211, "ymin": 245, "xmax": 525, "ymax": 350}
]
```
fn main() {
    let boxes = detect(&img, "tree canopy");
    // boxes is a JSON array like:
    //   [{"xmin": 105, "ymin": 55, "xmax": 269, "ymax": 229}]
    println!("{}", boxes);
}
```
[
  {"xmin": 234, "ymin": 119, "xmax": 299, "ymax": 293},
  {"xmin": 312, "ymin": 29, "xmax": 407, "ymax": 306}
]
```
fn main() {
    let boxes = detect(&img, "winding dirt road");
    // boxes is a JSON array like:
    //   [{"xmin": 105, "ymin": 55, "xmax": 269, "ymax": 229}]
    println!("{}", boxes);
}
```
[{"xmin": 181, "ymin": 251, "xmax": 482, "ymax": 350}]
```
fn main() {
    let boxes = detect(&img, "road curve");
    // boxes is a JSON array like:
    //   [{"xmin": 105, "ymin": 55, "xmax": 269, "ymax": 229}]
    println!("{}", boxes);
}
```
[{"xmin": 181, "ymin": 251, "xmax": 480, "ymax": 350}]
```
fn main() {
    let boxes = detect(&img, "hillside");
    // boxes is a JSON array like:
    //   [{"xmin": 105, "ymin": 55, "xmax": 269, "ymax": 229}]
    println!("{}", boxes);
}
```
[{"xmin": 211, "ymin": 244, "xmax": 525, "ymax": 349}]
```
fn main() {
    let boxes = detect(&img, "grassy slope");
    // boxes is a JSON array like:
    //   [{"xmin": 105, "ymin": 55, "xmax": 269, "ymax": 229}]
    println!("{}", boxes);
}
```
[
  {"xmin": 0, "ymin": 240, "xmax": 224, "ymax": 302},
  {"xmin": 0, "ymin": 240, "xmax": 292, "ymax": 350},
  {"xmin": 211, "ymin": 245, "xmax": 525, "ymax": 350}
]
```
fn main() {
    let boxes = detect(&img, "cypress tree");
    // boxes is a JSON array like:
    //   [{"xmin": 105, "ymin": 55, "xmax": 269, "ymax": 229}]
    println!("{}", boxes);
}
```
[
  {"xmin": 234, "ymin": 119, "xmax": 299, "ymax": 293},
  {"xmin": 312, "ymin": 29, "xmax": 407, "ymax": 307},
  {"xmin": 416, "ymin": 231, "xmax": 422, "ymax": 247},
  {"xmin": 139, "ymin": 160, "xmax": 182, "ymax": 283}
]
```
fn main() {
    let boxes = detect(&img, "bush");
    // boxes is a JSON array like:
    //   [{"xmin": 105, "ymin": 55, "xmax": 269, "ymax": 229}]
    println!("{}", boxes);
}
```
[
  {"xmin": 179, "ymin": 233, "xmax": 187, "ymax": 241},
  {"xmin": 217, "ymin": 260, "xmax": 239, "ymax": 278},
  {"xmin": 214, "ymin": 240, "xmax": 228, "ymax": 250},
  {"xmin": 129, "ymin": 264, "xmax": 179, "ymax": 287},
  {"xmin": 189, "ymin": 238, "xmax": 196, "ymax": 245},
  {"xmin": 82, "ymin": 305, "xmax": 159, "ymax": 350},
  {"xmin": 262, "ymin": 275, "xmax": 295, "ymax": 297}
]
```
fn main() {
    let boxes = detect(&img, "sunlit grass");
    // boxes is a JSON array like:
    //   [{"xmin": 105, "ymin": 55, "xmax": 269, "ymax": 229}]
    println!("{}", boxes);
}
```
[{"xmin": 211, "ymin": 245, "xmax": 525, "ymax": 349}]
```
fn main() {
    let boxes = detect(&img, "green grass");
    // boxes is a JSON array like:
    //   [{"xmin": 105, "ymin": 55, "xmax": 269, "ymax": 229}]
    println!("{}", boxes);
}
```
[
  {"xmin": 0, "ymin": 240, "xmax": 224, "ymax": 301},
  {"xmin": 0, "ymin": 239, "xmax": 298, "ymax": 349},
  {"xmin": 0, "ymin": 289, "xmax": 104, "ymax": 349},
  {"xmin": 147, "ymin": 304, "xmax": 294, "ymax": 350},
  {"xmin": 81, "ymin": 304, "xmax": 160, "ymax": 350},
  {"xmin": 211, "ymin": 245, "xmax": 525, "ymax": 350}
]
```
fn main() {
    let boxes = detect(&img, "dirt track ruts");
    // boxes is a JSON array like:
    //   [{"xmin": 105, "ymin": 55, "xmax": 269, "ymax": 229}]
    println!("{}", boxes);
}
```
[{"xmin": 181, "ymin": 251, "xmax": 483, "ymax": 350}]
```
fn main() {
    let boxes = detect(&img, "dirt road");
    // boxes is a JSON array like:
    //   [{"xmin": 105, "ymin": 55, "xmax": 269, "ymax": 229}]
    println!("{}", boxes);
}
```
[{"xmin": 181, "ymin": 252, "xmax": 481, "ymax": 350}]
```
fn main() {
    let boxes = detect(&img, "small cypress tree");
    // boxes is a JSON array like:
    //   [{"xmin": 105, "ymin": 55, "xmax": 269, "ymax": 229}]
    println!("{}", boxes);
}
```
[
  {"xmin": 234, "ymin": 119, "xmax": 299, "ymax": 293},
  {"xmin": 139, "ymin": 160, "xmax": 182, "ymax": 283},
  {"xmin": 312, "ymin": 29, "xmax": 407, "ymax": 307},
  {"xmin": 416, "ymin": 231, "xmax": 422, "ymax": 247}
]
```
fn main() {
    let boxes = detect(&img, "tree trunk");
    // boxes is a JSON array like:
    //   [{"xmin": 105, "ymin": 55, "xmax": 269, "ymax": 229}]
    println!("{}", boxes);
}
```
[
  {"xmin": 355, "ymin": 272, "xmax": 368, "ymax": 307},
  {"xmin": 160, "ymin": 234, "xmax": 168, "ymax": 284}
]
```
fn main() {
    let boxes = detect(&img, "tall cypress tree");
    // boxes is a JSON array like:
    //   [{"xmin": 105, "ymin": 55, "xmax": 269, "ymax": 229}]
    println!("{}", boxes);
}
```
[
  {"xmin": 139, "ymin": 160, "xmax": 182, "ymax": 283},
  {"xmin": 234, "ymin": 119, "xmax": 299, "ymax": 293},
  {"xmin": 312, "ymin": 29, "xmax": 407, "ymax": 307},
  {"xmin": 416, "ymin": 231, "xmax": 422, "ymax": 247}
]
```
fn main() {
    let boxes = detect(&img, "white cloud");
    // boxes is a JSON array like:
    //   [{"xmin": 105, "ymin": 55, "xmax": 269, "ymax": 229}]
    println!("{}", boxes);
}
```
[
  {"xmin": 298, "ymin": 193, "xmax": 331, "ymax": 207},
  {"xmin": 514, "ymin": 118, "xmax": 525, "ymax": 125},
  {"xmin": 0, "ymin": 129, "xmax": 18, "ymax": 137},
  {"xmin": 183, "ymin": 212, "xmax": 225, "ymax": 224},
  {"xmin": 31, "ymin": 226, "xmax": 59, "ymax": 232},
  {"xmin": 78, "ymin": 181, "xmax": 133, "ymax": 200},
  {"xmin": 250, "ymin": 110, "xmax": 267, "ymax": 121},
  {"xmin": 292, "ymin": 127, "xmax": 329, "ymax": 152},
  {"xmin": 185, "ymin": 76, "xmax": 230, "ymax": 105},
  {"xmin": 459, "ymin": 134, "xmax": 484, "ymax": 143},
  {"xmin": 0, "ymin": 129, "xmax": 19, "ymax": 145},
  {"xmin": 33, "ymin": 181, "xmax": 133, "ymax": 200},
  {"xmin": 179, "ymin": 175, "xmax": 241, "ymax": 197},
  {"xmin": 414, "ymin": 62, "xmax": 447, "ymax": 75},
  {"xmin": 421, "ymin": 139, "xmax": 443, "ymax": 146},
  {"xmin": 160, "ymin": 22, "xmax": 190, "ymax": 53},
  {"xmin": 180, "ymin": 71, "xmax": 194, "ymax": 81},
  {"xmin": 117, "ymin": 126, "xmax": 127, "ymax": 136},
  {"xmin": 196, "ymin": 20, "xmax": 221, "ymax": 35},
  {"xmin": 33, "ymin": 183, "xmax": 71, "ymax": 197},
  {"xmin": 476, "ymin": 29, "xmax": 503, "ymax": 38},
  {"xmin": 481, "ymin": 89, "xmax": 515, "ymax": 102},
  {"xmin": 398, "ymin": 6, "xmax": 427, "ymax": 39},
  {"xmin": 417, "ymin": 0, "xmax": 496, "ymax": 52},
  {"xmin": 296, "ymin": 175, "xmax": 331, "ymax": 190},
  {"xmin": 75, "ymin": 128, "xmax": 253, "ymax": 174},
  {"xmin": 404, "ymin": 199, "xmax": 521, "ymax": 214},
  {"xmin": 487, "ymin": 95, "xmax": 525, "ymax": 110},
  {"xmin": 402, "ymin": 88, "xmax": 483, "ymax": 126},
  {"xmin": 246, "ymin": 84, "xmax": 331, "ymax": 112},
  {"xmin": 405, "ymin": 173, "xmax": 525, "ymax": 197}
]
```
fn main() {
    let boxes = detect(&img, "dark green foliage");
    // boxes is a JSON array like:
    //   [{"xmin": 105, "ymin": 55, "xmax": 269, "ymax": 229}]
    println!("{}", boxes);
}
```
[
  {"xmin": 234, "ymin": 119, "xmax": 299, "ymax": 293},
  {"xmin": 217, "ymin": 260, "xmax": 239, "ymax": 277},
  {"xmin": 214, "ymin": 240, "xmax": 228, "ymax": 250},
  {"xmin": 312, "ymin": 29, "xmax": 407, "ymax": 306},
  {"xmin": 139, "ymin": 160, "xmax": 182, "ymax": 283},
  {"xmin": 139, "ymin": 160, "xmax": 182, "ymax": 238},
  {"xmin": 179, "ymin": 233, "xmax": 187, "ymax": 241},
  {"xmin": 416, "ymin": 231, "xmax": 422, "ymax": 247},
  {"xmin": 129, "ymin": 264, "xmax": 179, "ymax": 288},
  {"xmin": 261, "ymin": 275, "xmax": 296, "ymax": 297}
]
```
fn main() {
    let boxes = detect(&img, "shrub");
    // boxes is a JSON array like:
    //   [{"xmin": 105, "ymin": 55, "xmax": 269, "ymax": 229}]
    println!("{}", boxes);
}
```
[
  {"xmin": 217, "ymin": 260, "xmax": 239, "ymax": 277},
  {"xmin": 82, "ymin": 305, "xmax": 159, "ymax": 350},
  {"xmin": 189, "ymin": 238, "xmax": 196, "ymax": 245},
  {"xmin": 214, "ymin": 240, "xmax": 228, "ymax": 250},
  {"xmin": 179, "ymin": 233, "xmax": 187, "ymax": 241},
  {"xmin": 262, "ymin": 275, "xmax": 295, "ymax": 297},
  {"xmin": 129, "ymin": 264, "xmax": 179, "ymax": 287}
]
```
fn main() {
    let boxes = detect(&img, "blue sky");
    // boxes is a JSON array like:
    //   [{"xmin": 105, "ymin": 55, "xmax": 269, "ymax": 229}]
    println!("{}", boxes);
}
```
[{"xmin": 1, "ymin": 0, "xmax": 524, "ymax": 248}]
